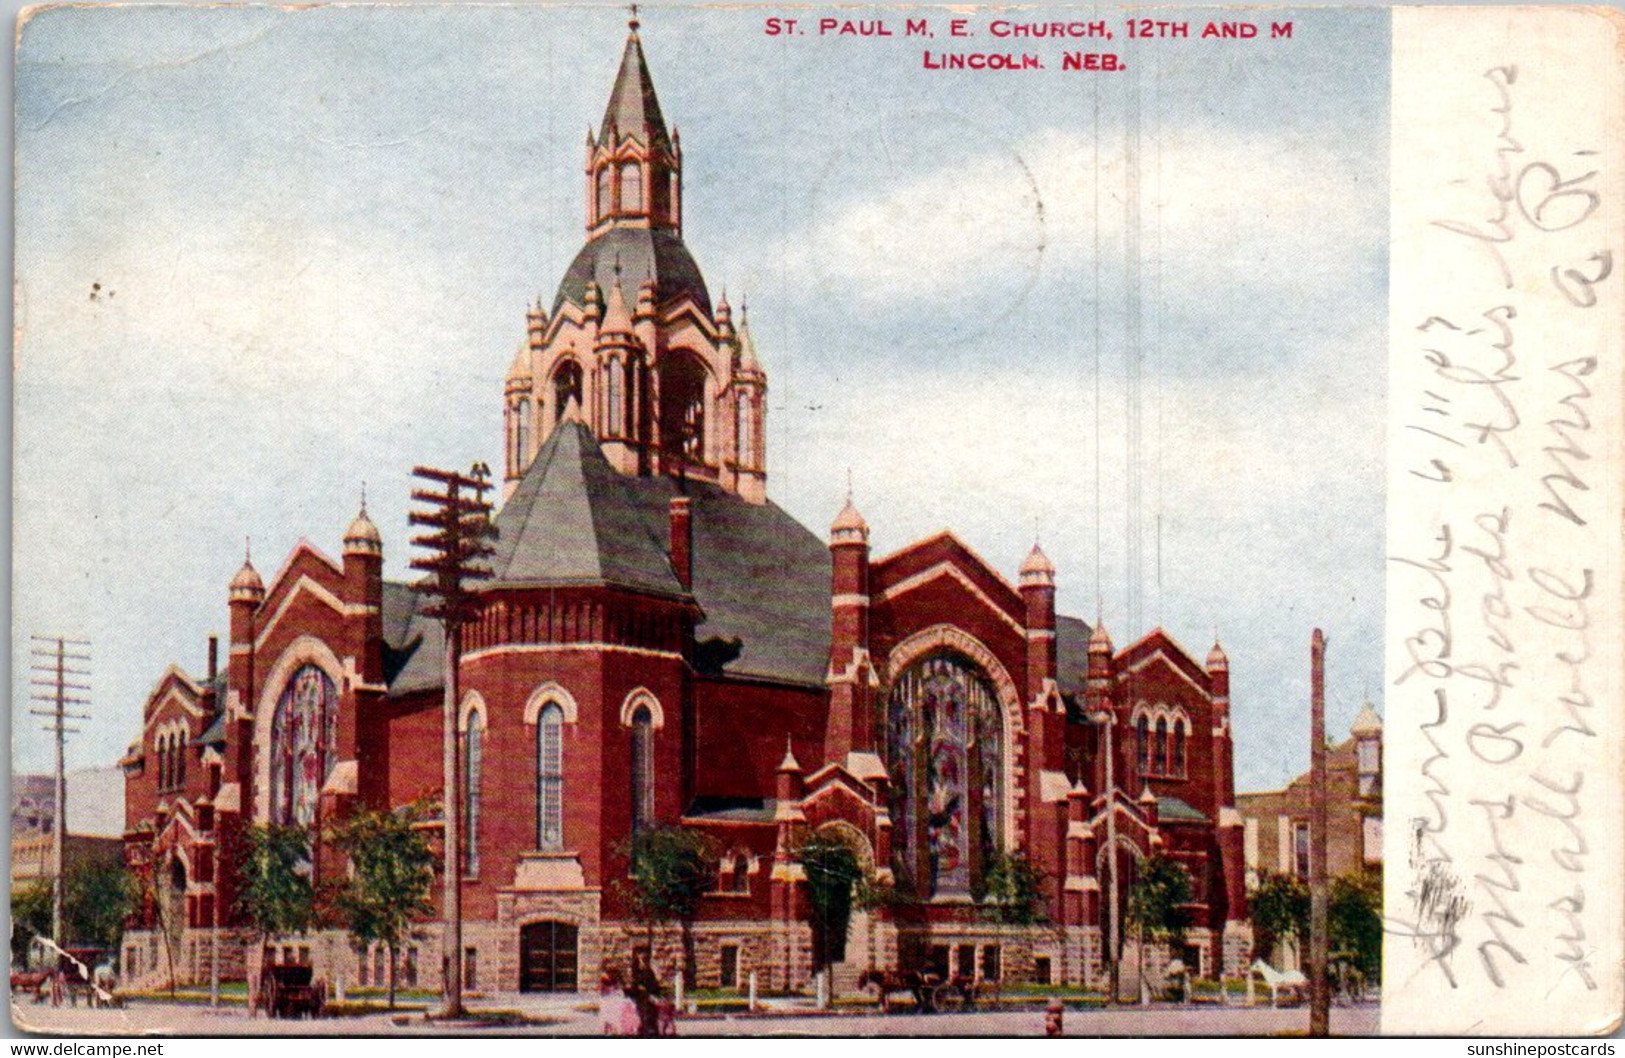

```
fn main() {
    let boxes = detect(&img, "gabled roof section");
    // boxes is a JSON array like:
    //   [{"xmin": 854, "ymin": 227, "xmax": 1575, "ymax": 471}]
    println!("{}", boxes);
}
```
[
  {"xmin": 1116, "ymin": 628, "xmax": 1211, "ymax": 692},
  {"xmin": 381, "ymin": 580, "xmax": 444, "ymax": 697},
  {"xmin": 871, "ymin": 530, "xmax": 1026, "ymax": 625},
  {"xmin": 599, "ymin": 24, "xmax": 671, "ymax": 150},
  {"xmin": 490, "ymin": 420, "xmax": 687, "ymax": 596},
  {"xmin": 1055, "ymin": 614, "xmax": 1095, "ymax": 695}
]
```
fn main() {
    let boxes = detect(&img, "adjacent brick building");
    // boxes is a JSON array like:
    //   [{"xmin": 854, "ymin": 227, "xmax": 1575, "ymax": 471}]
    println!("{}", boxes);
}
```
[{"xmin": 119, "ymin": 19, "xmax": 1251, "ymax": 995}]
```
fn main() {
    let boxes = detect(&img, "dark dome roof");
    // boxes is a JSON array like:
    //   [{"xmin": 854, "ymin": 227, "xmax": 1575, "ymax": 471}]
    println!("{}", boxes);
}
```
[{"xmin": 553, "ymin": 226, "xmax": 712, "ymax": 317}]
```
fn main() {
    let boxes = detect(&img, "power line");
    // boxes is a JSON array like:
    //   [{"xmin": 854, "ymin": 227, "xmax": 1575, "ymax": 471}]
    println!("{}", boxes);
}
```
[{"xmin": 30, "ymin": 635, "xmax": 91, "ymax": 946}]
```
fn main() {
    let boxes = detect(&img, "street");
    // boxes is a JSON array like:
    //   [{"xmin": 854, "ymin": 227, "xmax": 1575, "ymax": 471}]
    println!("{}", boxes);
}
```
[{"xmin": 12, "ymin": 998, "xmax": 1380, "ymax": 1038}]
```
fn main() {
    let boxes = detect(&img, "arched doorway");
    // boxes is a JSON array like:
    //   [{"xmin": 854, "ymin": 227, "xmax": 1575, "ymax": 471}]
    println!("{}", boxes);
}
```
[
  {"xmin": 885, "ymin": 653, "xmax": 1004, "ymax": 899},
  {"xmin": 519, "ymin": 921, "xmax": 578, "ymax": 992}
]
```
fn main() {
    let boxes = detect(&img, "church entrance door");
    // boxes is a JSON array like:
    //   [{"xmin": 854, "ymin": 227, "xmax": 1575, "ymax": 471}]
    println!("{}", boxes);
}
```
[{"xmin": 519, "ymin": 921, "xmax": 578, "ymax": 992}]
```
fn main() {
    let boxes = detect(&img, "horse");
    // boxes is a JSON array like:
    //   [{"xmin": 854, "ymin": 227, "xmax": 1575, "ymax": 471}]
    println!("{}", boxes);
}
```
[{"xmin": 858, "ymin": 969, "xmax": 935, "ymax": 1013}]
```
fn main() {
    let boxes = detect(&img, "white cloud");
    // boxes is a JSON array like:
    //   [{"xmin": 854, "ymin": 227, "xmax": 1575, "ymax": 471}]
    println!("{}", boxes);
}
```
[{"xmin": 769, "ymin": 123, "xmax": 1382, "ymax": 305}]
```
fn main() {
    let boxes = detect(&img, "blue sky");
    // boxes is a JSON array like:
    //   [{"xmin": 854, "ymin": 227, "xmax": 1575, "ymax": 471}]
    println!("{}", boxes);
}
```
[{"xmin": 13, "ymin": 4, "xmax": 1389, "ymax": 792}]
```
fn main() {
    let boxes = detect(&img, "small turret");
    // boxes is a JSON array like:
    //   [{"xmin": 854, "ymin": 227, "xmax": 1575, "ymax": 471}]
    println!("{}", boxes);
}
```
[
  {"xmin": 1207, "ymin": 638, "xmax": 1229, "ymax": 701},
  {"xmin": 228, "ymin": 549, "xmax": 264, "ymax": 648},
  {"xmin": 830, "ymin": 496, "xmax": 869, "ymax": 546}
]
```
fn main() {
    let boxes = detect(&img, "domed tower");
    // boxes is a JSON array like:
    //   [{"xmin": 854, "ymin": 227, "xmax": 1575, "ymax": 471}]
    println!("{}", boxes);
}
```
[{"xmin": 502, "ymin": 16, "xmax": 769, "ymax": 503}]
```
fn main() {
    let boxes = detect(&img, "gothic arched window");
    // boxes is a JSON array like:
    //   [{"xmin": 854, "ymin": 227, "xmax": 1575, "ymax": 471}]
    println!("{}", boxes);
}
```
[
  {"xmin": 514, "ymin": 399, "xmax": 532, "ymax": 472},
  {"xmin": 630, "ymin": 705, "xmax": 654, "ymax": 832},
  {"xmin": 606, "ymin": 359, "xmax": 624, "ymax": 436},
  {"xmin": 619, "ymin": 162, "xmax": 642, "ymax": 213},
  {"xmin": 1155, "ymin": 718, "xmax": 1169, "ymax": 776},
  {"xmin": 269, "ymin": 665, "xmax": 338, "ymax": 827},
  {"xmin": 732, "ymin": 854, "xmax": 750, "ymax": 893},
  {"xmin": 658, "ymin": 352, "xmax": 707, "ymax": 463},
  {"xmin": 553, "ymin": 361, "xmax": 583, "ymax": 424},
  {"xmin": 1137, "ymin": 716, "xmax": 1150, "ymax": 774},
  {"xmin": 885, "ymin": 654, "xmax": 1003, "ymax": 899},
  {"xmin": 536, "ymin": 704, "xmax": 564, "ymax": 850},
  {"xmin": 464, "ymin": 710, "xmax": 483, "ymax": 875},
  {"xmin": 735, "ymin": 392, "xmax": 752, "ymax": 468},
  {"xmin": 1174, "ymin": 723, "xmax": 1187, "ymax": 778},
  {"xmin": 596, "ymin": 166, "xmax": 613, "ymax": 222}
]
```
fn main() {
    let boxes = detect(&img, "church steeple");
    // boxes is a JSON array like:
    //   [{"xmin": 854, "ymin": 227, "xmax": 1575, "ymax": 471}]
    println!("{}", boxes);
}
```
[{"xmin": 587, "ymin": 17, "xmax": 682, "ymax": 235}]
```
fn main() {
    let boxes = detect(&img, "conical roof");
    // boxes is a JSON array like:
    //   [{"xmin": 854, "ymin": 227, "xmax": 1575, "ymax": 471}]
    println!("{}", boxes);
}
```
[
  {"xmin": 599, "ymin": 25, "xmax": 670, "ymax": 150},
  {"xmin": 487, "ymin": 419, "xmax": 686, "ymax": 596},
  {"xmin": 1351, "ymin": 701, "xmax": 1383, "ymax": 737}
]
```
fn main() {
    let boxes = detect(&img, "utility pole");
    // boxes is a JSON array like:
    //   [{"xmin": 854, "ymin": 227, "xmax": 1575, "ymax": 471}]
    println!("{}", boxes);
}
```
[
  {"xmin": 29, "ymin": 636, "xmax": 91, "ymax": 946},
  {"xmin": 1309, "ymin": 629, "xmax": 1330, "ymax": 1037},
  {"xmin": 409, "ymin": 463, "xmax": 496, "ymax": 1021},
  {"xmin": 1090, "ymin": 708, "xmax": 1120, "ymax": 1004}
]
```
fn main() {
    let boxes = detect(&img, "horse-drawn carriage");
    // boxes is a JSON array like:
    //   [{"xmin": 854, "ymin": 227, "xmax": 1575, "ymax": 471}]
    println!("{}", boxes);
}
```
[
  {"xmin": 859, "ymin": 969, "xmax": 984, "ymax": 1013},
  {"xmin": 255, "ymin": 963, "xmax": 327, "ymax": 1019}
]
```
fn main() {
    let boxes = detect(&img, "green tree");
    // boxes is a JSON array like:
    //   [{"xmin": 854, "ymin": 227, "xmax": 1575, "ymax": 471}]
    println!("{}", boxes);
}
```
[
  {"xmin": 236, "ymin": 821, "xmax": 318, "ymax": 997},
  {"xmin": 797, "ymin": 836, "xmax": 864, "ymax": 972},
  {"xmin": 1250, "ymin": 872, "xmax": 1310, "ymax": 960},
  {"xmin": 10, "ymin": 883, "xmax": 51, "ymax": 969},
  {"xmin": 62, "ymin": 857, "xmax": 137, "ymax": 949},
  {"xmin": 616, "ymin": 826, "xmax": 716, "ymax": 988},
  {"xmin": 979, "ymin": 849, "xmax": 1049, "ymax": 925},
  {"xmin": 1329, "ymin": 870, "xmax": 1382, "ymax": 979},
  {"xmin": 1126, "ymin": 853, "xmax": 1193, "ymax": 945},
  {"xmin": 326, "ymin": 800, "xmax": 437, "ymax": 1010}
]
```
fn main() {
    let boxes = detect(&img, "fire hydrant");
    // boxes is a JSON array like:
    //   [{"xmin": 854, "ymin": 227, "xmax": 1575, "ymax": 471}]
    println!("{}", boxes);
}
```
[{"xmin": 1045, "ymin": 998, "xmax": 1065, "ymax": 1037}]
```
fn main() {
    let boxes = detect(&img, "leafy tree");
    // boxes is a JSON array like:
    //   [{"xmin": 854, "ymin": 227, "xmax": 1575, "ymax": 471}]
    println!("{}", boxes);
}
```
[
  {"xmin": 1329, "ymin": 870, "xmax": 1382, "ymax": 979},
  {"xmin": 236, "ymin": 822, "xmax": 318, "ymax": 995},
  {"xmin": 616, "ymin": 825, "xmax": 716, "ymax": 988},
  {"xmin": 63, "ymin": 857, "xmax": 137, "ymax": 949},
  {"xmin": 798, "ymin": 836, "xmax": 863, "ymax": 972},
  {"xmin": 326, "ymin": 799, "xmax": 437, "ymax": 1010},
  {"xmin": 11, "ymin": 883, "xmax": 51, "ymax": 969},
  {"xmin": 1250, "ymin": 872, "xmax": 1310, "ymax": 960},
  {"xmin": 1126, "ymin": 853, "xmax": 1193, "ymax": 945},
  {"xmin": 979, "ymin": 849, "xmax": 1049, "ymax": 925}
]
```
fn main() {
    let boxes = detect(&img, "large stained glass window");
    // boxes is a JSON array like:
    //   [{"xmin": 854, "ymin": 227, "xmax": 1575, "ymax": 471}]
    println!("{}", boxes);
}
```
[
  {"xmin": 886, "ymin": 654, "xmax": 1003, "ymax": 898},
  {"xmin": 269, "ymin": 665, "xmax": 338, "ymax": 827}
]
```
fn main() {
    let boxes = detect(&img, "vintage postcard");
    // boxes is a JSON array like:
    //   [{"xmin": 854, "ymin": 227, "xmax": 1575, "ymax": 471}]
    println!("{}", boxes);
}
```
[{"xmin": 9, "ymin": 2, "xmax": 1621, "ymax": 1040}]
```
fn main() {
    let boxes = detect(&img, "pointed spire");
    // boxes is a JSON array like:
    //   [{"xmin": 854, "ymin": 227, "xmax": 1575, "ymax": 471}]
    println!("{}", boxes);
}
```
[
  {"xmin": 738, "ymin": 302, "xmax": 761, "ymax": 372},
  {"xmin": 1089, "ymin": 618, "xmax": 1113, "ymax": 654},
  {"xmin": 601, "ymin": 270, "xmax": 633, "ymax": 333},
  {"xmin": 599, "ymin": 16, "xmax": 670, "ymax": 149},
  {"xmin": 831, "ymin": 484, "xmax": 868, "ymax": 545},
  {"xmin": 1206, "ymin": 638, "xmax": 1228, "ymax": 671},
  {"xmin": 777, "ymin": 735, "xmax": 802, "ymax": 774},
  {"xmin": 1351, "ymin": 701, "xmax": 1383, "ymax": 738}
]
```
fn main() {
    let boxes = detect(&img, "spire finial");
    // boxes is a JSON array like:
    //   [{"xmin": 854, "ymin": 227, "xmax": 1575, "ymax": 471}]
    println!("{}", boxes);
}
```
[
  {"xmin": 629, "ymin": 3, "xmax": 640, "ymax": 32},
  {"xmin": 245, "ymin": 536, "xmax": 252, "ymax": 564},
  {"xmin": 846, "ymin": 467, "xmax": 853, "ymax": 504},
  {"xmin": 360, "ymin": 480, "xmax": 368, "ymax": 515}
]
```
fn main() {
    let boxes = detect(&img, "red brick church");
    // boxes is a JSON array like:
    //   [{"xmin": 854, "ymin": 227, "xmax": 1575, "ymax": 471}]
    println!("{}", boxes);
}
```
[{"xmin": 119, "ymin": 19, "xmax": 1250, "ymax": 995}]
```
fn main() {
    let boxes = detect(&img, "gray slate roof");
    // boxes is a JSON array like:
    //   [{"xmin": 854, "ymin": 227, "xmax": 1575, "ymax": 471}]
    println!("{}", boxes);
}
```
[
  {"xmin": 483, "ymin": 420, "xmax": 831, "ymax": 687},
  {"xmin": 382, "ymin": 580, "xmax": 444, "ymax": 697},
  {"xmin": 491, "ymin": 420, "xmax": 688, "ymax": 597},
  {"xmin": 1055, "ymin": 614, "xmax": 1094, "ymax": 696},
  {"xmin": 553, "ymin": 227, "xmax": 711, "ymax": 317},
  {"xmin": 1157, "ymin": 796, "xmax": 1208, "ymax": 824},
  {"xmin": 599, "ymin": 28, "xmax": 671, "ymax": 150}
]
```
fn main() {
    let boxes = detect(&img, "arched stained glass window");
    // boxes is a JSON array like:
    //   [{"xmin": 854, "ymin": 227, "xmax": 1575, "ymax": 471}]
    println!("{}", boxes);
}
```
[
  {"xmin": 630, "ymin": 705, "xmax": 654, "ymax": 833},
  {"xmin": 537, "ymin": 704, "xmax": 564, "ymax": 850},
  {"xmin": 885, "ymin": 654, "xmax": 1003, "ymax": 899},
  {"xmin": 269, "ymin": 666, "xmax": 339, "ymax": 827},
  {"xmin": 1137, "ymin": 716, "xmax": 1150, "ymax": 774},
  {"xmin": 1174, "ymin": 724, "xmax": 1187, "ymax": 778},
  {"xmin": 1155, "ymin": 718, "xmax": 1169, "ymax": 776},
  {"xmin": 464, "ymin": 711, "xmax": 483, "ymax": 875}
]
